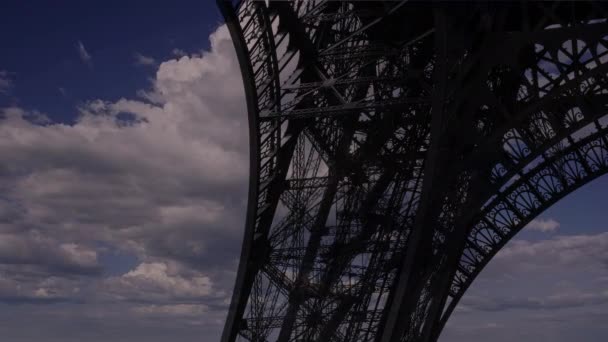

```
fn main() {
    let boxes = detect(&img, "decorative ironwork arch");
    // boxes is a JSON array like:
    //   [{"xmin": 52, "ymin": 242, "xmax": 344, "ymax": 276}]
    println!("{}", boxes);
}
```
[
  {"xmin": 217, "ymin": 1, "xmax": 608, "ymax": 341},
  {"xmin": 435, "ymin": 124, "xmax": 608, "ymax": 340}
]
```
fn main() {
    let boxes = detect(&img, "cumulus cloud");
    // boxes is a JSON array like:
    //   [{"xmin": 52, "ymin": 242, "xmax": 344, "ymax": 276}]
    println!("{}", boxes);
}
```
[
  {"xmin": 457, "ymin": 232, "xmax": 608, "ymax": 314},
  {"xmin": 444, "ymin": 231, "xmax": 608, "ymax": 341},
  {"xmin": 102, "ymin": 262, "xmax": 214, "ymax": 302},
  {"xmin": 0, "ymin": 25, "xmax": 245, "ymax": 335},
  {"xmin": 0, "ymin": 70, "xmax": 12, "ymax": 93},
  {"xmin": 134, "ymin": 53, "xmax": 156, "ymax": 66},
  {"xmin": 0, "ymin": 232, "xmax": 101, "ymax": 275},
  {"xmin": 463, "ymin": 290, "xmax": 608, "ymax": 312},
  {"xmin": 525, "ymin": 218, "xmax": 560, "ymax": 232},
  {"xmin": 0, "ymin": 266, "xmax": 87, "ymax": 304},
  {"xmin": 172, "ymin": 48, "xmax": 187, "ymax": 57},
  {"xmin": 132, "ymin": 303, "xmax": 208, "ymax": 317},
  {"xmin": 495, "ymin": 232, "xmax": 608, "ymax": 267},
  {"xmin": 77, "ymin": 40, "xmax": 92, "ymax": 66}
]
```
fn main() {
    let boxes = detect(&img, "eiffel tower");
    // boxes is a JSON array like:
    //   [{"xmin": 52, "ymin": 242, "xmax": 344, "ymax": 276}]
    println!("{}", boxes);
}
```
[{"xmin": 217, "ymin": 1, "xmax": 608, "ymax": 341}]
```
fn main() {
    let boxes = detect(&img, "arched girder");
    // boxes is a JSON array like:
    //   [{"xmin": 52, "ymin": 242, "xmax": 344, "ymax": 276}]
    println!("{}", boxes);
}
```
[
  {"xmin": 435, "ymin": 118, "xmax": 608, "ymax": 339},
  {"xmin": 220, "ymin": 1, "xmax": 434, "ymax": 341},
  {"xmin": 377, "ymin": 5, "xmax": 608, "ymax": 341},
  {"xmin": 218, "ymin": 1, "xmax": 608, "ymax": 342},
  {"xmin": 426, "ymin": 15, "xmax": 608, "ymax": 340}
]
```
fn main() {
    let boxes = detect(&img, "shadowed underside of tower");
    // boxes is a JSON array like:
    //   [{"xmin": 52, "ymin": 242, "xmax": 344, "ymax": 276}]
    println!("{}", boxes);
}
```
[{"xmin": 216, "ymin": 1, "xmax": 608, "ymax": 341}]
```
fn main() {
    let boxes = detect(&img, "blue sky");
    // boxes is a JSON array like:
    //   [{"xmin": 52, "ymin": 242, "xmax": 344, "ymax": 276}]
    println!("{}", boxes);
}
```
[
  {"xmin": 0, "ymin": 1, "xmax": 607, "ymax": 341},
  {"xmin": 0, "ymin": 0, "xmax": 220, "ymax": 123}
]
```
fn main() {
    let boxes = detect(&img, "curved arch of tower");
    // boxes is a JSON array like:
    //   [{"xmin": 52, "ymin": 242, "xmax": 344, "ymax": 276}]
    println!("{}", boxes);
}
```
[{"xmin": 216, "ymin": 1, "xmax": 608, "ymax": 341}]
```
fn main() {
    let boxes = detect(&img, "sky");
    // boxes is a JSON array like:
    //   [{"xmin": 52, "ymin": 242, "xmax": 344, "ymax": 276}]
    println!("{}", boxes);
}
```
[{"xmin": 0, "ymin": 1, "xmax": 606, "ymax": 341}]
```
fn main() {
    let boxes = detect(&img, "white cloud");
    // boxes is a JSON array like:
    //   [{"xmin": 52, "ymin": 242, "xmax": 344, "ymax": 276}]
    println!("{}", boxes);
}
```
[
  {"xmin": 525, "ymin": 218, "xmax": 560, "ymax": 232},
  {"xmin": 0, "ymin": 232, "xmax": 100, "ymax": 274},
  {"xmin": 0, "ymin": 24, "xmax": 245, "ymax": 310},
  {"xmin": 0, "ymin": 23, "xmax": 249, "ymax": 342},
  {"xmin": 134, "ymin": 53, "xmax": 156, "ymax": 66},
  {"xmin": 445, "ymin": 231, "xmax": 608, "ymax": 341},
  {"xmin": 103, "ymin": 262, "xmax": 214, "ymax": 301},
  {"xmin": 132, "ymin": 303, "xmax": 208, "ymax": 317},
  {"xmin": 495, "ymin": 232, "xmax": 608, "ymax": 266},
  {"xmin": 77, "ymin": 40, "xmax": 92, "ymax": 66},
  {"xmin": 172, "ymin": 48, "xmax": 186, "ymax": 57},
  {"xmin": 0, "ymin": 273, "xmax": 84, "ymax": 303},
  {"xmin": 458, "ymin": 232, "xmax": 608, "ymax": 314},
  {"xmin": 0, "ymin": 25, "xmax": 245, "ymax": 234},
  {"xmin": 0, "ymin": 70, "xmax": 12, "ymax": 93},
  {"xmin": 463, "ymin": 289, "xmax": 608, "ymax": 312}
]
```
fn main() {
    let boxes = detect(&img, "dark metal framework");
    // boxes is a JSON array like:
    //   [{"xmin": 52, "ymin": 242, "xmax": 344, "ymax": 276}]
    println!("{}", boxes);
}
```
[{"xmin": 217, "ymin": 1, "xmax": 608, "ymax": 341}]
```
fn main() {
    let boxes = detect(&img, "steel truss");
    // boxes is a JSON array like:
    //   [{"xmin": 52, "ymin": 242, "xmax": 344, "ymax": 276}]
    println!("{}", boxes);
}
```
[{"xmin": 217, "ymin": 1, "xmax": 608, "ymax": 341}]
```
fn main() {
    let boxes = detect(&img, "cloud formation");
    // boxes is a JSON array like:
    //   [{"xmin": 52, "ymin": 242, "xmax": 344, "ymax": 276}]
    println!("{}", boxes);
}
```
[
  {"xmin": 172, "ymin": 48, "xmax": 187, "ymax": 57},
  {"xmin": 0, "ymin": 232, "xmax": 101, "ymax": 275},
  {"xmin": 0, "ymin": 25, "xmax": 245, "ymax": 339},
  {"xmin": 102, "ymin": 262, "xmax": 215, "ymax": 302},
  {"xmin": 134, "ymin": 53, "xmax": 156, "ymax": 66},
  {"xmin": 494, "ymin": 232, "xmax": 608, "ymax": 269},
  {"xmin": 463, "ymin": 289, "xmax": 608, "ymax": 312},
  {"xmin": 442, "ymin": 231, "xmax": 608, "ymax": 341},
  {"xmin": 0, "ymin": 70, "xmax": 12, "ymax": 93},
  {"xmin": 77, "ymin": 41, "xmax": 93, "ymax": 66},
  {"xmin": 525, "ymin": 218, "xmax": 560, "ymax": 233}
]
